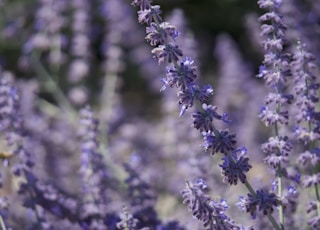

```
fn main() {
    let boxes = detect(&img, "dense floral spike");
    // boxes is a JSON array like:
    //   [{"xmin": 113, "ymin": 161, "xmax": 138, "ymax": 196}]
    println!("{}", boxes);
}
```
[
  {"xmin": 67, "ymin": 0, "xmax": 92, "ymax": 106},
  {"xmin": 20, "ymin": 170, "xmax": 80, "ymax": 224},
  {"xmin": 4, "ymin": 0, "xmax": 320, "ymax": 228},
  {"xmin": 78, "ymin": 106, "xmax": 111, "ymax": 228},
  {"xmin": 257, "ymin": 0, "xmax": 292, "ymax": 91},
  {"xmin": 0, "ymin": 75, "xmax": 85, "ymax": 228},
  {"xmin": 124, "ymin": 163, "xmax": 156, "ymax": 208},
  {"xmin": 281, "ymin": 0, "xmax": 320, "ymax": 60},
  {"xmin": 123, "ymin": 164, "xmax": 183, "ymax": 229},
  {"xmin": 0, "ymin": 76, "xmax": 35, "ymax": 173},
  {"xmin": 131, "ymin": 1, "xmax": 245, "ymax": 177},
  {"xmin": 0, "ymin": 77, "xmax": 19, "ymax": 132},
  {"xmin": 257, "ymin": 1, "xmax": 294, "ymax": 227},
  {"xmin": 131, "ymin": 4, "xmax": 257, "ymax": 228},
  {"xmin": 292, "ymin": 43, "xmax": 320, "ymax": 141},
  {"xmin": 293, "ymin": 52, "xmax": 319, "ymax": 96},
  {"xmin": 261, "ymin": 136, "xmax": 292, "ymax": 168},
  {"xmin": 290, "ymin": 41, "xmax": 320, "ymax": 229},
  {"xmin": 181, "ymin": 180, "xmax": 242, "ymax": 230}
]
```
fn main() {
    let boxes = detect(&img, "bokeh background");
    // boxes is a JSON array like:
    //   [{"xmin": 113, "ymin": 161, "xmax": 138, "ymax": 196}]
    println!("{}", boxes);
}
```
[{"xmin": 0, "ymin": 0, "xmax": 318, "ymax": 229}]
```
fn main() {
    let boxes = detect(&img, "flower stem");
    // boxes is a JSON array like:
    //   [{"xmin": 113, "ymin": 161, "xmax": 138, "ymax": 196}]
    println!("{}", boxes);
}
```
[
  {"xmin": 29, "ymin": 51, "xmax": 77, "ymax": 121},
  {"xmin": 0, "ymin": 214, "xmax": 6, "ymax": 230}
]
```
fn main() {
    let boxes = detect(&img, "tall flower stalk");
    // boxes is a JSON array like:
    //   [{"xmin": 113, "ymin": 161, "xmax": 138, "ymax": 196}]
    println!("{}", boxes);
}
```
[
  {"xmin": 292, "ymin": 42, "xmax": 320, "ymax": 228},
  {"xmin": 257, "ymin": 0, "xmax": 293, "ymax": 229},
  {"xmin": 131, "ymin": 0, "xmax": 281, "ymax": 229}
]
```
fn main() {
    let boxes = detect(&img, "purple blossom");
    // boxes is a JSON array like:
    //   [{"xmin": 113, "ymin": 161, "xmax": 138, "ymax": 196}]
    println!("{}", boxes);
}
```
[
  {"xmin": 161, "ymin": 57, "xmax": 197, "ymax": 90},
  {"xmin": 151, "ymin": 43, "xmax": 183, "ymax": 64},
  {"xmin": 202, "ymin": 130, "xmax": 237, "ymax": 155},
  {"xmin": 243, "ymin": 189, "xmax": 280, "ymax": 218},
  {"xmin": 137, "ymin": 5, "xmax": 162, "ymax": 25},
  {"xmin": 181, "ymin": 180, "xmax": 241, "ymax": 229},
  {"xmin": 146, "ymin": 22, "xmax": 179, "ymax": 46},
  {"xmin": 259, "ymin": 106, "xmax": 289, "ymax": 126},
  {"xmin": 131, "ymin": 0, "xmax": 153, "ymax": 11},
  {"xmin": 219, "ymin": 147, "xmax": 252, "ymax": 185},
  {"xmin": 192, "ymin": 104, "xmax": 222, "ymax": 132},
  {"xmin": 3, "ymin": 0, "xmax": 320, "ymax": 229}
]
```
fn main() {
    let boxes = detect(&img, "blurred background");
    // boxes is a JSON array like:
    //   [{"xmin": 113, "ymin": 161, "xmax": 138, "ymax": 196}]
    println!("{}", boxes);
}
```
[{"xmin": 0, "ymin": 0, "xmax": 315, "ymax": 229}]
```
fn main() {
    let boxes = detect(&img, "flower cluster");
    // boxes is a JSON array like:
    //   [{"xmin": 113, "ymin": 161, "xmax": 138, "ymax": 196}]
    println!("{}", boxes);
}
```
[
  {"xmin": 181, "ymin": 180, "xmax": 243, "ymax": 230},
  {"xmin": 1, "ymin": 0, "xmax": 320, "ymax": 229},
  {"xmin": 78, "ymin": 106, "xmax": 110, "ymax": 229},
  {"xmin": 291, "ymin": 41, "xmax": 320, "ymax": 228},
  {"xmin": 131, "ymin": 0, "xmax": 251, "ymax": 191},
  {"xmin": 131, "ymin": 1, "xmax": 298, "ymax": 227},
  {"xmin": 219, "ymin": 147, "xmax": 252, "ymax": 185},
  {"xmin": 257, "ymin": 0, "xmax": 295, "ymax": 227},
  {"xmin": 133, "ymin": 0, "xmax": 213, "ymax": 116}
]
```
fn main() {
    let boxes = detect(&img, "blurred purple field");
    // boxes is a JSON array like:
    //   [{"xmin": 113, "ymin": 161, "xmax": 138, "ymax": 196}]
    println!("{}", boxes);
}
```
[{"xmin": 0, "ymin": 0, "xmax": 320, "ymax": 229}]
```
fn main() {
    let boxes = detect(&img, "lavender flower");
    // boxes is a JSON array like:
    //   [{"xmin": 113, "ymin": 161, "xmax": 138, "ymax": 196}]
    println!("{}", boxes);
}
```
[
  {"xmin": 4, "ymin": 0, "xmax": 320, "ymax": 229},
  {"xmin": 219, "ymin": 147, "xmax": 252, "ymax": 185},
  {"xmin": 290, "ymin": 42, "xmax": 320, "ymax": 229},
  {"xmin": 117, "ymin": 206, "xmax": 139, "ymax": 230},
  {"xmin": 123, "ymin": 163, "xmax": 156, "ymax": 208},
  {"xmin": 78, "ymin": 106, "xmax": 111, "ymax": 228},
  {"xmin": 238, "ymin": 189, "xmax": 279, "ymax": 218},
  {"xmin": 130, "ymin": 1, "xmax": 268, "ymax": 227},
  {"xmin": 202, "ymin": 129, "xmax": 237, "ymax": 155},
  {"xmin": 261, "ymin": 136, "xmax": 292, "ymax": 168},
  {"xmin": 130, "ymin": 1, "xmax": 251, "ymax": 188},
  {"xmin": 181, "ymin": 180, "xmax": 241, "ymax": 230},
  {"xmin": 67, "ymin": 0, "xmax": 92, "ymax": 106},
  {"xmin": 192, "ymin": 104, "xmax": 222, "ymax": 132},
  {"xmin": 0, "ymin": 76, "xmax": 19, "ymax": 133},
  {"xmin": 146, "ymin": 22, "xmax": 179, "ymax": 46}
]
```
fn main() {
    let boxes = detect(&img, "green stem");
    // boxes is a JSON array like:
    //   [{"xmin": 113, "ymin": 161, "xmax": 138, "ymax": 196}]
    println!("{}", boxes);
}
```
[
  {"xmin": 274, "ymin": 120, "xmax": 284, "ymax": 230},
  {"xmin": 315, "ymin": 183, "xmax": 320, "ymax": 216},
  {"xmin": 29, "ymin": 51, "xmax": 76, "ymax": 121},
  {"xmin": 277, "ymin": 163, "xmax": 284, "ymax": 230},
  {"xmin": 0, "ymin": 214, "xmax": 6, "ymax": 230},
  {"xmin": 98, "ymin": 71, "xmax": 125, "ymax": 182},
  {"xmin": 99, "ymin": 71, "xmax": 118, "ymax": 158}
]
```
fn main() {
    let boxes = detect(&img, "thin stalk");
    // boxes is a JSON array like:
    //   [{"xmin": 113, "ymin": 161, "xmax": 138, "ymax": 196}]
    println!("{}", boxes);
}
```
[
  {"xmin": 0, "ymin": 214, "xmax": 6, "ymax": 230},
  {"xmin": 275, "ymin": 119, "xmax": 284, "ymax": 230},
  {"xmin": 29, "ymin": 51, "xmax": 77, "ymax": 121},
  {"xmin": 98, "ymin": 71, "xmax": 125, "ymax": 182},
  {"xmin": 99, "ymin": 71, "xmax": 118, "ymax": 159},
  {"xmin": 277, "ymin": 163, "xmax": 284, "ymax": 230}
]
